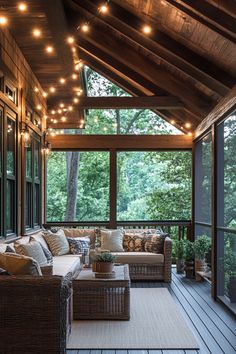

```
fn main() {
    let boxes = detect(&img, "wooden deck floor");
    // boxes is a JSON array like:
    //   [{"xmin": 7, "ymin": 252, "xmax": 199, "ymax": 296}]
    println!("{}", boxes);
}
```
[{"xmin": 67, "ymin": 269, "xmax": 236, "ymax": 354}]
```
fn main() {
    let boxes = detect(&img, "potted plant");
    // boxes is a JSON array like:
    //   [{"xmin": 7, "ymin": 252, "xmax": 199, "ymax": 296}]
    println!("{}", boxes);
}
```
[
  {"xmin": 194, "ymin": 235, "xmax": 211, "ymax": 277},
  {"xmin": 174, "ymin": 240, "xmax": 185, "ymax": 273},
  {"xmin": 94, "ymin": 252, "xmax": 116, "ymax": 273},
  {"xmin": 184, "ymin": 240, "xmax": 195, "ymax": 278}
]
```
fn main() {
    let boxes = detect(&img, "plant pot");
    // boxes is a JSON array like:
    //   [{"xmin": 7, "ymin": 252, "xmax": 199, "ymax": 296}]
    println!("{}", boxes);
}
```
[
  {"xmin": 176, "ymin": 258, "xmax": 184, "ymax": 273},
  {"xmin": 228, "ymin": 276, "xmax": 236, "ymax": 303},
  {"xmin": 96, "ymin": 262, "xmax": 114, "ymax": 273},
  {"xmin": 184, "ymin": 260, "xmax": 195, "ymax": 278},
  {"xmin": 195, "ymin": 258, "xmax": 206, "ymax": 273}
]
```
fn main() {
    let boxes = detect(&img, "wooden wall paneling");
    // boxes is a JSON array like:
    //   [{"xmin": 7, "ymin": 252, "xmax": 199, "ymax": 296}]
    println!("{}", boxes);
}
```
[{"xmin": 48, "ymin": 134, "xmax": 193, "ymax": 150}]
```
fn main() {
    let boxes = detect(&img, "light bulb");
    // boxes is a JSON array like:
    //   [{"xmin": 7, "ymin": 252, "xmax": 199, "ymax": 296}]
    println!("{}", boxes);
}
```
[
  {"xmin": 18, "ymin": 2, "xmax": 27, "ymax": 12},
  {"xmin": 185, "ymin": 122, "xmax": 191, "ymax": 128},
  {"xmin": 170, "ymin": 120, "xmax": 175, "ymax": 125},
  {"xmin": 0, "ymin": 16, "xmax": 8, "ymax": 26},
  {"xmin": 100, "ymin": 4, "xmax": 108, "ymax": 13},
  {"xmin": 72, "ymin": 73, "xmax": 78, "ymax": 80},
  {"xmin": 46, "ymin": 45, "xmax": 54, "ymax": 53},
  {"xmin": 142, "ymin": 25, "xmax": 152, "ymax": 34},
  {"xmin": 61, "ymin": 116, "xmax": 66, "ymax": 122},
  {"xmin": 67, "ymin": 36, "xmax": 75, "ymax": 44},
  {"xmin": 34, "ymin": 87, "xmax": 39, "ymax": 93},
  {"xmin": 33, "ymin": 28, "xmax": 42, "ymax": 37},
  {"xmin": 68, "ymin": 106, "xmax": 73, "ymax": 111},
  {"xmin": 81, "ymin": 23, "xmax": 89, "ymax": 32},
  {"xmin": 49, "ymin": 86, "xmax": 56, "ymax": 93},
  {"xmin": 37, "ymin": 104, "xmax": 42, "ymax": 110},
  {"xmin": 73, "ymin": 97, "xmax": 79, "ymax": 104},
  {"xmin": 59, "ymin": 78, "xmax": 66, "ymax": 84}
]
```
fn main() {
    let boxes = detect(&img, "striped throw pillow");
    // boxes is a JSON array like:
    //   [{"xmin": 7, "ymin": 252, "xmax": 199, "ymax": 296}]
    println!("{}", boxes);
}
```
[{"xmin": 43, "ymin": 229, "xmax": 70, "ymax": 256}]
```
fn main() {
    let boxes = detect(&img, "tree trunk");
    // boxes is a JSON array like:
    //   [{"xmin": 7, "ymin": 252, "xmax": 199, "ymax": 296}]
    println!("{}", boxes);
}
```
[{"xmin": 65, "ymin": 151, "xmax": 80, "ymax": 221}]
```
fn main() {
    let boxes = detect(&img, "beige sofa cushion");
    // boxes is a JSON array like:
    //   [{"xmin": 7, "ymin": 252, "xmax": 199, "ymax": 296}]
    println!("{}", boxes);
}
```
[
  {"xmin": 53, "ymin": 255, "xmax": 81, "ymax": 278},
  {"xmin": 63, "ymin": 228, "xmax": 96, "ymax": 249},
  {"xmin": 101, "ymin": 229, "xmax": 124, "ymax": 252},
  {"xmin": 0, "ymin": 253, "xmax": 42, "ymax": 276},
  {"xmin": 112, "ymin": 252, "xmax": 164, "ymax": 264},
  {"xmin": 43, "ymin": 230, "xmax": 69, "ymax": 256},
  {"xmin": 31, "ymin": 232, "xmax": 50, "ymax": 250},
  {"xmin": 14, "ymin": 240, "xmax": 48, "ymax": 267}
]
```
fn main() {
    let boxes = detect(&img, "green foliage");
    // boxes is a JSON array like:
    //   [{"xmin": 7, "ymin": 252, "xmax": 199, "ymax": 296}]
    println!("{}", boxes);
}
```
[
  {"xmin": 194, "ymin": 235, "xmax": 211, "ymax": 260},
  {"xmin": 174, "ymin": 240, "xmax": 184, "ymax": 259},
  {"xmin": 184, "ymin": 240, "xmax": 195, "ymax": 261},
  {"xmin": 95, "ymin": 252, "xmax": 116, "ymax": 263}
]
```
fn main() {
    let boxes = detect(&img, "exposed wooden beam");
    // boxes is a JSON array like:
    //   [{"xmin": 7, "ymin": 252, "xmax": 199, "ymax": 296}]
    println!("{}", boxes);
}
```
[
  {"xmin": 75, "ymin": 96, "xmax": 184, "ymax": 110},
  {"xmin": 72, "ymin": 0, "xmax": 233, "ymax": 96},
  {"xmin": 75, "ymin": 27, "xmax": 213, "ymax": 118},
  {"xmin": 205, "ymin": 0, "xmax": 236, "ymax": 19},
  {"xmin": 48, "ymin": 134, "xmax": 193, "ymax": 150},
  {"xmin": 166, "ymin": 0, "xmax": 236, "ymax": 43},
  {"xmin": 195, "ymin": 85, "xmax": 236, "ymax": 138}
]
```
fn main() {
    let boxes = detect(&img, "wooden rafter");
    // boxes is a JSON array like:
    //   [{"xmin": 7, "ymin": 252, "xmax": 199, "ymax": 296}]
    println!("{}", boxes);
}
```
[
  {"xmin": 71, "ymin": 0, "xmax": 234, "ymax": 97},
  {"xmin": 73, "ymin": 96, "xmax": 184, "ymax": 110},
  {"xmin": 166, "ymin": 0, "xmax": 236, "ymax": 44}
]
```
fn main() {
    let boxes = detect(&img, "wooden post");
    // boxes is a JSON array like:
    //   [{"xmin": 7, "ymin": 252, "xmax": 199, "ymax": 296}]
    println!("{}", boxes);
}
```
[{"xmin": 109, "ymin": 149, "xmax": 117, "ymax": 229}]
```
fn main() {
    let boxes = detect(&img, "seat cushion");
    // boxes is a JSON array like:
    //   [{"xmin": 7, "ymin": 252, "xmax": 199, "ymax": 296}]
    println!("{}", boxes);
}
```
[
  {"xmin": 112, "ymin": 252, "xmax": 164, "ymax": 264},
  {"xmin": 53, "ymin": 255, "xmax": 81, "ymax": 278}
]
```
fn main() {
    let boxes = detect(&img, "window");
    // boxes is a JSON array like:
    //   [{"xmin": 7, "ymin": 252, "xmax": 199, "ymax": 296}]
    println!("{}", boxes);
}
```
[
  {"xmin": 216, "ymin": 112, "xmax": 236, "ymax": 309},
  {"xmin": 117, "ymin": 151, "xmax": 192, "ymax": 221},
  {"xmin": 46, "ymin": 151, "xmax": 109, "ymax": 222},
  {"xmin": 194, "ymin": 133, "xmax": 212, "ymax": 237},
  {"xmin": 24, "ymin": 133, "xmax": 41, "ymax": 230},
  {"xmin": 0, "ymin": 107, "xmax": 3, "ymax": 237}
]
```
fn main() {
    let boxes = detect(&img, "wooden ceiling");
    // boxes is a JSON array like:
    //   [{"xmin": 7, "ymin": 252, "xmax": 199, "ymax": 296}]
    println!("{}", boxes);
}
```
[{"xmin": 1, "ymin": 0, "xmax": 236, "ymax": 132}]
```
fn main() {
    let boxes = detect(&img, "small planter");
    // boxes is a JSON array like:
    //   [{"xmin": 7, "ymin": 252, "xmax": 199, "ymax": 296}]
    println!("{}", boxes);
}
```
[
  {"xmin": 228, "ymin": 276, "xmax": 236, "ymax": 303},
  {"xmin": 176, "ymin": 258, "xmax": 184, "ymax": 273},
  {"xmin": 184, "ymin": 260, "xmax": 195, "ymax": 278},
  {"xmin": 195, "ymin": 258, "xmax": 206, "ymax": 273},
  {"xmin": 96, "ymin": 262, "xmax": 114, "ymax": 273}
]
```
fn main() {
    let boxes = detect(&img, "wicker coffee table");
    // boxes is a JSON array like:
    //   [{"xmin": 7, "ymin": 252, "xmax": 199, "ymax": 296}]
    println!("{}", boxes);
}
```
[{"xmin": 73, "ymin": 264, "xmax": 130, "ymax": 320}]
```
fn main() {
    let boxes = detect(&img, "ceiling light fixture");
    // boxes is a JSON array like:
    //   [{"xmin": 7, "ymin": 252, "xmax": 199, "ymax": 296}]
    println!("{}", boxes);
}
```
[
  {"xmin": 99, "ymin": 4, "xmax": 109, "ymax": 13},
  {"xmin": 67, "ymin": 36, "xmax": 75, "ymax": 44},
  {"xmin": 32, "ymin": 28, "xmax": 42, "ymax": 37},
  {"xmin": 0, "ymin": 16, "xmax": 8, "ymax": 26},
  {"xmin": 45, "ymin": 45, "xmax": 54, "ymax": 54},
  {"xmin": 81, "ymin": 23, "xmax": 89, "ymax": 32},
  {"xmin": 18, "ymin": 2, "xmax": 27, "ymax": 12},
  {"xmin": 142, "ymin": 25, "xmax": 152, "ymax": 35}
]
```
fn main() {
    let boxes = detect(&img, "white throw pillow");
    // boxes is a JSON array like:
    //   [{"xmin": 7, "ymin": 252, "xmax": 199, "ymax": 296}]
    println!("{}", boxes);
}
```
[{"xmin": 100, "ymin": 229, "xmax": 124, "ymax": 252}]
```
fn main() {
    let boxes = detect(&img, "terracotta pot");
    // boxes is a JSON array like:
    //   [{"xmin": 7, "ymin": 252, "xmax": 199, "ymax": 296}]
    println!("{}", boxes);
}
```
[
  {"xmin": 176, "ymin": 259, "xmax": 184, "ymax": 273},
  {"xmin": 96, "ymin": 262, "xmax": 114, "ymax": 273},
  {"xmin": 229, "ymin": 276, "xmax": 236, "ymax": 303},
  {"xmin": 195, "ymin": 259, "xmax": 206, "ymax": 273},
  {"xmin": 184, "ymin": 260, "xmax": 195, "ymax": 278}
]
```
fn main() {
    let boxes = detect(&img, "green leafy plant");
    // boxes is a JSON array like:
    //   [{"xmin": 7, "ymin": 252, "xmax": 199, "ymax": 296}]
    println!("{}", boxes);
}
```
[
  {"xmin": 174, "ymin": 240, "xmax": 184, "ymax": 259},
  {"xmin": 194, "ymin": 235, "xmax": 211, "ymax": 260},
  {"xmin": 95, "ymin": 252, "xmax": 116, "ymax": 263},
  {"xmin": 184, "ymin": 240, "xmax": 195, "ymax": 261}
]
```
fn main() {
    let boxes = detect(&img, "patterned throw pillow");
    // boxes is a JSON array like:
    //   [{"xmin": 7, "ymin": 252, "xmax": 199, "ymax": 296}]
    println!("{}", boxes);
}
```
[
  {"xmin": 143, "ymin": 233, "xmax": 168, "ymax": 254},
  {"xmin": 95, "ymin": 228, "xmax": 102, "ymax": 248},
  {"xmin": 123, "ymin": 233, "xmax": 145, "ymax": 252},
  {"xmin": 15, "ymin": 240, "xmax": 48, "ymax": 267},
  {"xmin": 43, "ymin": 229, "xmax": 70, "ymax": 256},
  {"xmin": 67, "ymin": 237, "xmax": 90, "ymax": 255}
]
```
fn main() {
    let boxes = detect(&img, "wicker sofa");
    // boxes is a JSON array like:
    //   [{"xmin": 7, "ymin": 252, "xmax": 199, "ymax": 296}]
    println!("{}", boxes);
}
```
[{"xmin": 60, "ymin": 227, "xmax": 172, "ymax": 283}]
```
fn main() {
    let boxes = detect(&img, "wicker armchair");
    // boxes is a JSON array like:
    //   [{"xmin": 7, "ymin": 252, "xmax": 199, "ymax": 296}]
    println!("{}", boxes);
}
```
[{"xmin": 0, "ymin": 274, "xmax": 72, "ymax": 354}]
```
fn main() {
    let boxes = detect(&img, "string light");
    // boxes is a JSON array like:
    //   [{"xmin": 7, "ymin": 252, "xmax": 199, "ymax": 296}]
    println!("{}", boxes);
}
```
[
  {"xmin": 59, "ymin": 103, "xmax": 65, "ymax": 108},
  {"xmin": 59, "ymin": 78, "xmax": 66, "ymax": 84},
  {"xmin": 73, "ymin": 97, "xmax": 79, "ymax": 104},
  {"xmin": 75, "ymin": 60, "xmax": 84, "ymax": 71},
  {"xmin": 51, "ymin": 110, "xmax": 56, "ymax": 115},
  {"xmin": 170, "ymin": 120, "xmax": 175, "ymax": 125},
  {"xmin": 32, "ymin": 28, "xmax": 42, "ymax": 37},
  {"xmin": 0, "ymin": 16, "xmax": 8, "ymax": 26},
  {"xmin": 34, "ymin": 87, "xmax": 39, "ymax": 93},
  {"xmin": 81, "ymin": 23, "xmax": 89, "ymax": 32},
  {"xmin": 99, "ymin": 4, "xmax": 109, "ymax": 13},
  {"xmin": 58, "ymin": 109, "xmax": 62, "ymax": 114},
  {"xmin": 68, "ymin": 106, "xmax": 73, "ymax": 111},
  {"xmin": 42, "ymin": 91, "xmax": 48, "ymax": 97},
  {"xmin": 185, "ymin": 122, "xmax": 191, "ymax": 128},
  {"xmin": 49, "ymin": 86, "xmax": 56, "ymax": 93},
  {"xmin": 72, "ymin": 73, "xmax": 78, "ymax": 80},
  {"xmin": 67, "ymin": 36, "xmax": 75, "ymax": 44},
  {"xmin": 61, "ymin": 116, "xmax": 66, "ymax": 122},
  {"xmin": 142, "ymin": 25, "xmax": 152, "ymax": 35},
  {"xmin": 18, "ymin": 2, "xmax": 27, "ymax": 12},
  {"xmin": 37, "ymin": 104, "xmax": 42, "ymax": 110},
  {"xmin": 188, "ymin": 132, "xmax": 193, "ymax": 136},
  {"xmin": 45, "ymin": 45, "xmax": 54, "ymax": 54}
]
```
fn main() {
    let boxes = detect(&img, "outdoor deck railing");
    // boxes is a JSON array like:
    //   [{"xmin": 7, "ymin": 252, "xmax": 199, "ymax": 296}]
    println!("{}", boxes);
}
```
[{"xmin": 44, "ymin": 220, "xmax": 192, "ymax": 241}]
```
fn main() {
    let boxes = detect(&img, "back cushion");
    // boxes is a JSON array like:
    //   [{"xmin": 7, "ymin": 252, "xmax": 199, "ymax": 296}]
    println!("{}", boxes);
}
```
[
  {"xmin": 31, "ymin": 232, "xmax": 50, "ymax": 250},
  {"xmin": 43, "ymin": 229, "xmax": 70, "ymax": 256},
  {"xmin": 123, "ymin": 233, "xmax": 145, "ymax": 252},
  {"xmin": 63, "ymin": 228, "xmax": 96, "ymax": 249},
  {"xmin": 143, "ymin": 233, "xmax": 168, "ymax": 254},
  {"xmin": 0, "ymin": 253, "xmax": 42, "ymax": 276},
  {"xmin": 15, "ymin": 240, "xmax": 48, "ymax": 267}
]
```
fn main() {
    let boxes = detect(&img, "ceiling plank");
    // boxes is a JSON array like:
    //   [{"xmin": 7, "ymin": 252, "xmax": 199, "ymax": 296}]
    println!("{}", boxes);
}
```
[
  {"xmin": 71, "ymin": 0, "xmax": 233, "ymax": 97},
  {"xmin": 48, "ymin": 134, "xmax": 193, "ymax": 149},
  {"xmin": 76, "ymin": 28, "xmax": 213, "ymax": 118},
  {"xmin": 76, "ymin": 96, "xmax": 184, "ymax": 110},
  {"xmin": 166, "ymin": 0, "xmax": 236, "ymax": 43},
  {"xmin": 205, "ymin": 0, "xmax": 236, "ymax": 19}
]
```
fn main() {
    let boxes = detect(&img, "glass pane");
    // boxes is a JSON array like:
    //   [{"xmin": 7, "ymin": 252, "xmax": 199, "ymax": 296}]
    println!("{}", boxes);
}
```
[
  {"xmin": 117, "ymin": 151, "xmax": 192, "ymax": 221},
  {"xmin": 195, "ymin": 133, "xmax": 212, "ymax": 224},
  {"xmin": 7, "ymin": 118, "xmax": 15, "ymax": 175},
  {"xmin": 25, "ymin": 182, "xmax": 32, "ymax": 228},
  {"xmin": 46, "ymin": 151, "xmax": 109, "ymax": 222},
  {"xmin": 223, "ymin": 114, "xmax": 236, "ymax": 228},
  {"xmin": 34, "ymin": 183, "xmax": 40, "ymax": 225},
  {"xmin": 34, "ymin": 140, "xmax": 40, "ymax": 179},
  {"xmin": 26, "ymin": 142, "xmax": 32, "ymax": 178},
  {"xmin": 6, "ymin": 179, "xmax": 14, "ymax": 233}
]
